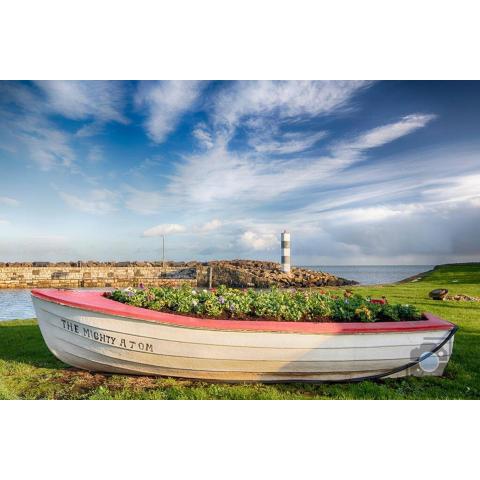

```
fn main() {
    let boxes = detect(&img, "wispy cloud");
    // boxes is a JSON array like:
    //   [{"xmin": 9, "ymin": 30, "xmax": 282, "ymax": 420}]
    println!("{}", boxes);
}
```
[
  {"xmin": 240, "ymin": 231, "xmax": 278, "ymax": 251},
  {"xmin": 213, "ymin": 80, "xmax": 370, "ymax": 128},
  {"xmin": 36, "ymin": 81, "xmax": 128, "ymax": 127},
  {"xmin": 193, "ymin": 122, "xmax": 214, "ymax": 149},
  {"xmin": 124, "ymin": 186, "xmax": 166, "ymax": 215},
  {"xmin": 59, "ymin": 189, "xmax": 118, "ymax": 214},
  {"xmin": 2, "ymin": 80, "xmax": 478, "ymax": 263},
  {"xmin": 143, "ymin": 224, "xmax": 186, "ymax": 237},
  {"xmin": 333, "ymin": 114, "xmax": 437, "ymax": 155},
  {"xmin": 165, "ymin": 113, "xmax": 437, "ymax": 208},
  {"xmin": 86, "ymin": 145, "xmax": 104, "ymax": 163},
  {"xmin": 143, "ymin": 219, "xmax": 223, "ymax": 238},
  {"xmin": 0, "ymin": 196, "xmax": 20, "ymax": 207},
  {"xmin": 136, "ymin": 81, "xmax": 205, "ymax": 143},
  {"xmin": 250, "ymin": 131, "xmax": 327, "ymax": 155},
  {"xmin": 0, "ymin": 81, "xmax": 123, "ymax": 171},
  {"xmin": 16, "ymin": 117, "xmax": 76, "ymax": 171},
  {"xmin": 195, "ymin": 219, "xmax": 222, "ymax": 232}
]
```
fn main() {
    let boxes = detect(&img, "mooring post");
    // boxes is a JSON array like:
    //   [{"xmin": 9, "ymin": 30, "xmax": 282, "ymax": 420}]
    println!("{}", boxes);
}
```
[
  {"xmin": 208, "ymin": 266, "xmax": 213, "ymax": 289},
  {"xmin": 162, "ymin": 235, "xmax": 165, "ymax": 275},
  {"xmin": 281, "ymin": 230, "xmax": 291, "ymax": 273}
]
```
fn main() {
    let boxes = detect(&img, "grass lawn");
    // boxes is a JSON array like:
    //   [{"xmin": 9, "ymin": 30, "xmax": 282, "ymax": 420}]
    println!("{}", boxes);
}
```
[{"xmin": 1, "ymin": 263, "xmax": 479, "ymax": 399}]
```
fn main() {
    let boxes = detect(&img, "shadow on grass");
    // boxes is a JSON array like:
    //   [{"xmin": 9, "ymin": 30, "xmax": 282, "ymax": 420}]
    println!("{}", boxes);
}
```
[{"xmin": 0, "ymin": 322, "xmax": 66, "ymax": 369}]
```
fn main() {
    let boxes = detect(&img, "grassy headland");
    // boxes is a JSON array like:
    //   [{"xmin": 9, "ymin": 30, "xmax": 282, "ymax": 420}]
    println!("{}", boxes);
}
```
[{"xmin": 1, "ymin": 263, "xmax": 479, "ymax": 399}]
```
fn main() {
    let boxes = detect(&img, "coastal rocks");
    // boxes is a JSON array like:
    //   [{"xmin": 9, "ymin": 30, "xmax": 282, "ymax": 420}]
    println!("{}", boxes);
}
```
[
  {"xmin": 429, "ymin": 289, "xmax": 449, "ymax": 300},
  {"xmin": 429, "ymin": 289, "xmax": 479, "ymax": 302},
  {"xmin": 197, "ymin": 260, "xmax": 356, "ymax": 288},
  {"xmin": 446, "ymin": 294, "xmax": 480, "ymax": 302}
]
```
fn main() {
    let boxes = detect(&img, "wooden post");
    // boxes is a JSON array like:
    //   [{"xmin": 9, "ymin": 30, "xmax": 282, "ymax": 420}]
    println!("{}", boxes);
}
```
[
  {"xmin": 208, "ymin": 266, "xmax": 213, "ymax": 289},
  {"xmin": 162, "ymin": 235, "xmax": 165, "ymax": 274}
]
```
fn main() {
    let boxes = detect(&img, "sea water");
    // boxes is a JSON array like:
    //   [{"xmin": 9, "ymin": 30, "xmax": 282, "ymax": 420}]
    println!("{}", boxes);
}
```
[{"xmin": 305, "ymin": 265, "xmax": 432, "ymax": 285}]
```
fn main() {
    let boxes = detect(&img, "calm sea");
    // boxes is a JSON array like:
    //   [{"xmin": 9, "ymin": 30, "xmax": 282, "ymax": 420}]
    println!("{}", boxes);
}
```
[
  {"xmin": 0, "ymin": 265, "xmax": 432, "ymax": 321},
  {"xmin": 305, "ymin": 265, "xmax": 433, "ymax": 285}
]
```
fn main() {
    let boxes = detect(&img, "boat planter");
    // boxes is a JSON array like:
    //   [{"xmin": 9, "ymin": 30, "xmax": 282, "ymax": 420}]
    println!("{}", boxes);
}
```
[{"xmin": 31, "ymin": 289, "xmax": 457, "ymax": 383}]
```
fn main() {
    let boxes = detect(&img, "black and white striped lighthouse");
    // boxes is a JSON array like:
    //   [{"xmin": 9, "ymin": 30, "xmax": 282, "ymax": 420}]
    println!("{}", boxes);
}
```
[{"xmin": 281, "ymin": 230, "xmax": 291, "ymax": 273}]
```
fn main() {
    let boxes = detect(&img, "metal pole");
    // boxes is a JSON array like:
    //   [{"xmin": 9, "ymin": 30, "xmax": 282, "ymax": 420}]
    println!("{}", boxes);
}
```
[{"xmin": 162, "ymin": 235, "xmax": 165, "ymax": 271}]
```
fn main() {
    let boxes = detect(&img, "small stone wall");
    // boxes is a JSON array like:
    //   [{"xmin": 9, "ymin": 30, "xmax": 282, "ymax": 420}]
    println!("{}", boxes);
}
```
[{"xmin": 0, "ymin": 266, "xmax": 196, "ymax": 289}]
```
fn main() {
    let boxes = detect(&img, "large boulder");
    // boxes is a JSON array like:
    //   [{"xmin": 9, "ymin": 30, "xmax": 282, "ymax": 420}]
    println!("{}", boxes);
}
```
[{"xmin": 429, "ymin": 289, "xmax": 449, "ymax": 300}]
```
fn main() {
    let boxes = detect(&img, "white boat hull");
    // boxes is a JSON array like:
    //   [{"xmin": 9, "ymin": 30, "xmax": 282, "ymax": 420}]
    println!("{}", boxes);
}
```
[{"xmin": 31, "ymin": 290, "xmax": 456, "ymax": 382}]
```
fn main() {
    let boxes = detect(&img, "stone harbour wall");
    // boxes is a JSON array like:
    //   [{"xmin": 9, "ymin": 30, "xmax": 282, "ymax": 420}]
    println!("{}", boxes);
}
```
[{"xmin": 0, "ymin": 265, "xmax": 196, "ymax": 289}]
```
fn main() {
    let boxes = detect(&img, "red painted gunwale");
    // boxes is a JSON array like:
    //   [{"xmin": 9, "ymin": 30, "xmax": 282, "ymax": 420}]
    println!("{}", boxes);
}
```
[{"xmin": 31, "ymin": 289, "xmax": 455, "ymax": 335}]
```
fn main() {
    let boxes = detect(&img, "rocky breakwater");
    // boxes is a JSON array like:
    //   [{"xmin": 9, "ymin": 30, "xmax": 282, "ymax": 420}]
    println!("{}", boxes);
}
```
[{"xmin": 198, "ymin": 260, "xmax": 357, "ymax": 288}]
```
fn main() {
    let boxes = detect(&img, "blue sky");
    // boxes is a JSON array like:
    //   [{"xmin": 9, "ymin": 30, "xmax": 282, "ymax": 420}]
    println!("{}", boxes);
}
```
[{"xmin": 0, "ymin": 80, "xmax": 479, "ymax": 264}]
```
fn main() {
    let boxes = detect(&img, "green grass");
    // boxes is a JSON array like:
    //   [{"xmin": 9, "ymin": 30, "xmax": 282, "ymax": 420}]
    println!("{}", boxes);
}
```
[{"xmin": 1, "ymin": 263, "xmax": 479, "ymax": 399}]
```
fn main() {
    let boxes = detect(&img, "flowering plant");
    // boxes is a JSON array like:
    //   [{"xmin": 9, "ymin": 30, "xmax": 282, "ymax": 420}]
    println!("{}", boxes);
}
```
[{"xmin": 106, "ymin": 285, "xmax": 421, "ymax": 323}]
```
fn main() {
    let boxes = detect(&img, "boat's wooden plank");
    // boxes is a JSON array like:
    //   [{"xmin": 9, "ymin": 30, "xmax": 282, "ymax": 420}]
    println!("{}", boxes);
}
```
[
  {"xmin": 51, "ymin": 347, "xmax": 419, "ymax": 381},
  {"xmin": 49, "ymin": 331, "xmax": 452, "ymax": 374},
  {"xmin": 38, "ymin": 300, "xmax": 451, "ymax": 350},
  {"xmin": 44, "ymin": 313, "xmax": 452, "ymax": 363}
]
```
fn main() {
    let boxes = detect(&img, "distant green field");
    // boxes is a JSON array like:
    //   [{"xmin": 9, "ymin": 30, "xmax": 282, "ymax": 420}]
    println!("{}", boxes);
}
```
[{"xmin": 1, "ymin": 263, "xmax": 479, "ymax": 399}]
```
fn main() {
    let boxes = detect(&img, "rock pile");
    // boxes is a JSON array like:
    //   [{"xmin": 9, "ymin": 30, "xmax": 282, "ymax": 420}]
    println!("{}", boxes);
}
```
[
  {"xmin": 202, "ymin": 260, "xmax": 357, "ymax": 288},
  {"xmin": 446, "ymin": 294, "xmax": 480, "ymax": 302}
]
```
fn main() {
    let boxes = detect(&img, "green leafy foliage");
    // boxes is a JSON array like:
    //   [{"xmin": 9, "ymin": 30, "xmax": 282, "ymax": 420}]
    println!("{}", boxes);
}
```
[{"xmin": 106, "ymin": 284, "xmax": 421, "ymax": 323}]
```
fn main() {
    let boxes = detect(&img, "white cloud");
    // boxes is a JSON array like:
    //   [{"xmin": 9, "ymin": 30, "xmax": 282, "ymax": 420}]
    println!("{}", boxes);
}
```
[
  {"xmin": 334, "ymin": 114, "xmax": 437, "ymax": 154},
  {"xmin": 143, "ymin": 224, "xmax": 186, "ymax": 237},
  {"xmin": 213, "ymin": 81, "xmax": 369, "ymax": 127},
  {"xmin": 0, "ymin": 196, "xmax": 20, "ymax": 207},
  {"xmin": 0, "ymin": 235, "xmax": 71, "ymax": 261},
  {"xmin": 124, "ymin": 187, "xmax": 166, "ymax": 215},
  {"xmin": 240, "ymin": 231, "xmax": 278, "ymax": 251},
  {"xmin": 0, "ymin": 143, "xmax": 16, "ymax": 154},
  {"xmin": 193, "ymin": 123, "xmax": 214, "ymax": 149},
  {"xmin": 86, "ymin": 145, "xmax": 104, "ymax": 163},
  {"xmin": 250, "ymin": 131, "xmax": 327, "ymax": 155},
  {"xmin": 18, "ymin": 120, "xmax": 76, "ymax": 171},
  {"xmin": 75, "ymin": 122, "xmax": 104, "ymax": 138},
  {"xmin": 166, "ymin": 112, "xmax": 436, "ymax": 207},
  {"xmin": 421, "ymin": 174, "xmax": 480, "ymax": 205},
  {"xmin": 59, "ymin": 189, "xmax": 118, "ymax": 214},
  {"xmin": 36, "ymin": 81, "xmax": 128, "ymax": 125},
  {"xmin": 136, "ymin": 81, "xmax": 204, "ymax": 143},
  {"xmin": 1, "ymin": 87, "xmax": 77, "ymax": 171},
  {"xmin": 196, "ymin": 219, "xmax": 222, "ymax": 232}
]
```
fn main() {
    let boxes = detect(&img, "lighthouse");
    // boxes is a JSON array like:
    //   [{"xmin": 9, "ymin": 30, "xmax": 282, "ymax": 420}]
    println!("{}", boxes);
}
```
[{"xmin": 281, "ymin": 230, "xmax": 291, "ymax": 273}]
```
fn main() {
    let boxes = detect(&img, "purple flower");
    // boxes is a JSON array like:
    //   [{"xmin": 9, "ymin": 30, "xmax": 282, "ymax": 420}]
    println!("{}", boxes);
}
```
[
  {"xmin": 218, "ymin": 296, "xmax": 226, "ymax": 304},
  {"xmin": 229, "ymin": 303, "xmax": 236, "ymax": 312},
  {"xmin": 139, "ymin": 283, "xmax": 145, "ymax": 290}
]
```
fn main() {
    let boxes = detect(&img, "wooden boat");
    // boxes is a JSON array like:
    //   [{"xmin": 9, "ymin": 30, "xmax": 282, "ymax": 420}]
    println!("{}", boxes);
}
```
[{"xmin": 31, "ymin": 289, "xmax": 457, "ymax": 383}]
